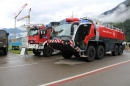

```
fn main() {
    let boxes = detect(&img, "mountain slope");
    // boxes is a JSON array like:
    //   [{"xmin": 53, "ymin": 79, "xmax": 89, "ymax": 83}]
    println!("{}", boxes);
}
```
[
  {"xmin": 0, "ymin": 28, "xmax": 27, "ymax": 39},
  {"xmin": 100, "ymin": 0, "xmax": 130, "ymax": 23},
  {"xmin": 102, "ymin": 0, "xmax": 129, "ymax": 15}
]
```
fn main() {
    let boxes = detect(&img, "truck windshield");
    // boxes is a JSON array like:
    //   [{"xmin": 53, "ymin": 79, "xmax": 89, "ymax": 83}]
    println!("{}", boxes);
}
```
[
  {"xmin": 0, "ymin": 31, "xmax": 6, "ymax": 37},
  {"xmin": 51, "ymin": 24, "xmax": 72, "ymax": 37},
  {"xmin": 29, "ymin": 29, "xmax": 38, "ymax": 36}
]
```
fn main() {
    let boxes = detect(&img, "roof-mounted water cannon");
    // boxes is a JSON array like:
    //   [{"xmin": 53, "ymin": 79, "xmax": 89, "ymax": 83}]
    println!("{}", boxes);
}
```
[{"xmin": 80, "ymin": 17, "xmax": 93, "ymax": 24}]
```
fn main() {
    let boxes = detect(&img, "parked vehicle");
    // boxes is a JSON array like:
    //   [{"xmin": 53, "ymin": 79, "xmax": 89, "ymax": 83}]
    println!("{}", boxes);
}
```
[
  {"xmin": 27, "ymin": 22, "xmax": 60, "ymax": 56},
  {"xmin": 0, "ymin": 30, "xmax": 9, "ymax": 55},
  {"xmin": 46, "ymin": 17, "xmax": 126, "ymax": 62}
]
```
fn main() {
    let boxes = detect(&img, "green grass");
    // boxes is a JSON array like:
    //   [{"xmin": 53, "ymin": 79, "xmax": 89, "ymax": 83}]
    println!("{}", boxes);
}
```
[{"xmin": 8, "ymin": 45, "xmax": 33, "ymax": 54}]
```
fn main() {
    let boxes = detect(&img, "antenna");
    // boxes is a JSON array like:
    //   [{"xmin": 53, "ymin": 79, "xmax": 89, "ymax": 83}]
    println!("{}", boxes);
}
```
[{"xmin": 71, "ymin": 11, "xmax": 74, "ymax": 18}]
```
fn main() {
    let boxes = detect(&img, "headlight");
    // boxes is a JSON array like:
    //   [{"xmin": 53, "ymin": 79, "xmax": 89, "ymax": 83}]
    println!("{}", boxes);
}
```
[{"xmin": 64, "ymin": 41, "xmax": 70, "ymax": 45}]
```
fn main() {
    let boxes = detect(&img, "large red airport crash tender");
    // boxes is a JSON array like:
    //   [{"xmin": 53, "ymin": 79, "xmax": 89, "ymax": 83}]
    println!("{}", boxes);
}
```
[{"xmin": 44, "ymin": 17, "xmax": 126, "ymax": 62}]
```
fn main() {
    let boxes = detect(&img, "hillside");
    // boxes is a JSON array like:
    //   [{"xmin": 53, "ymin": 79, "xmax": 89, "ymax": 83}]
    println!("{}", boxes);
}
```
[
  {"xmin": 100, "ymin": 0, "xmax": 130, "ymax": 23},
  {"xmin": 101, "ymin": 1, "xmax": 126, "ymax": 15},
  {"xmin": 0, "ymin": 28, "xmax": 27, "ymax": 39},
  {"xmin": 101, "ymin": 0, "xmax": 130, "ymax": 15}
]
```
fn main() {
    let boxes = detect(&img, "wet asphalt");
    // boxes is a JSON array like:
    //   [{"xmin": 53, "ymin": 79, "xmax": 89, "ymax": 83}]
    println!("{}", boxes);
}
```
[{"xmin": 0, "ymin": 51, "xmax": 130, "ymax": 86}]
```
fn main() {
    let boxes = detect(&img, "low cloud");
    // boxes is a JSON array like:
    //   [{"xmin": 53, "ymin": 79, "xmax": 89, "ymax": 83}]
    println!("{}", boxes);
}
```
[{"xmin": 99, "ymin": 4, "xmax": 130, "ymax": 23}]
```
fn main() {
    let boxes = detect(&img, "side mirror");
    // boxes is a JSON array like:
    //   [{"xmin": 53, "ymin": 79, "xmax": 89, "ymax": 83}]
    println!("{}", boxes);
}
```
[
  {"xmin": 7, "ymin": 33, "xmax": 9, "ymax": 36},
  {"xmin": 40, "ymin": 30, "xmax": 47, "ymax": 35},
  {"xmin": 71, "ymin": 26, "xmax": 74, "ymax": 35}
]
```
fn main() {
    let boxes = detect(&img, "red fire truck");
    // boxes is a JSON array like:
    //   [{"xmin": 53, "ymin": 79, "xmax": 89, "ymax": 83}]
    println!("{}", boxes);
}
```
[
  {"xmin": 45, "ymin": 17, "xmax": 126, "ymax": 62},
  {"xmin": 27, "ymin": 22, "xmax": 60, "ymax": 57}
]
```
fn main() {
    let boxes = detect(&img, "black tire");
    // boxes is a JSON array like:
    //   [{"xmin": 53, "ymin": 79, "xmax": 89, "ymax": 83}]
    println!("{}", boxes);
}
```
[
  {"xmin": 86, "ymin": 45, "xmax": 96, "ymax": 62},
  {"xmin": 33, "ymin": 49, "xmax": 41, "ymax": 56},
  {"xmin": 3, "ymin": 48, "xmax": 7, "ymax": 55},
  {"xmin": 43, "ymin": 46, "xmax": 52, "ymax": 57},
  {"xmin": 118, "ymin": 45, "xmax": 123, "ymax": 55},
  {"xmin": 112, "ymin": 45, "xmax": 118, "ymax": 56},
  {"xmin": 96, "ymin": 45, "xmax": 105, "ymax": 60},
  {"xmin": 61, "ymin": 51, "xmax": 73, "ymax": 59}
]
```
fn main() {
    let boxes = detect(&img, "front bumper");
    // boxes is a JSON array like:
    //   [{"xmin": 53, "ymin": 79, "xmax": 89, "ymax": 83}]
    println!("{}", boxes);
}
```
[
  {"xmin": 48, "ymin": 39, "xmax": 81, "ymax": 52},
  {"xmin": 27, "ymin": 44, "xmax": 43, "ymax": 50}
]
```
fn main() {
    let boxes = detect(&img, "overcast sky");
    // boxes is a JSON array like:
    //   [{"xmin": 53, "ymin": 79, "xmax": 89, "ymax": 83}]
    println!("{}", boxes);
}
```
[{"xmin": 0, "ymin": 0, "xmax": 125, "ymax": 28}]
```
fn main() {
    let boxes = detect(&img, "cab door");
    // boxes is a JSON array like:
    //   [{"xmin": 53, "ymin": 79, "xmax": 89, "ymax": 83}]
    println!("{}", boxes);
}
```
[{"xmin": 74, "ymin": 24, "xmax": 91, "ymax": 50}]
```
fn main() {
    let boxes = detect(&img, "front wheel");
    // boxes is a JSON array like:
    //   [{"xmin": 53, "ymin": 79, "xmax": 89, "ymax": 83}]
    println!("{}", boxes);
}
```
[
  {"xmin": 43, "ymin": 46, "xmax": 52, "ymax": 57},
  {"xmin": 61, "ymin": 51, "xmax": 73, "ymax": 59},
  {"xmin": 86, "ymin": 45, "xmax": 96, "ymax": 62},
  {"xmin": 33, "ymin": 49, "xmax": 41, "ymax": 56}
]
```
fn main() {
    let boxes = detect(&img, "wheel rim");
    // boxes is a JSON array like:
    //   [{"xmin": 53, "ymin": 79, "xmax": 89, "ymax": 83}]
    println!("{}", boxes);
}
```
[
  {"xmin": 119, "ymin": 46, "xmax": 122, "ymax": 53},
  {"xmin": 46, "ymin": 49, "xmax": 52, "ymax": 55},
  {"xmin": 89, "ymin": 50, "xmax": 94, "ymax": 58},
  {"xmin": 115, "ymin": 47, "xmax": 118, "ymax": 54},
  {"xmin": 99, "ymin": 48, "xmax": 104, "ymax": 57}
]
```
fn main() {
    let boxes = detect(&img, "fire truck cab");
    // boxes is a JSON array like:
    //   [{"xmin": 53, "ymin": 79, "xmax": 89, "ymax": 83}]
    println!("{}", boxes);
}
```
[{"xmin": 27, "ymin": 22, "xmax": 60, "ymax": 57}]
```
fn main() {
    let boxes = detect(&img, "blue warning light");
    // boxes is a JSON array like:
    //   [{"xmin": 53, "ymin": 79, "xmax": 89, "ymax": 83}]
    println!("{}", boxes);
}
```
[{"xmin": 80, "ymin": 19, "xmax": 89, "ymax": 23}]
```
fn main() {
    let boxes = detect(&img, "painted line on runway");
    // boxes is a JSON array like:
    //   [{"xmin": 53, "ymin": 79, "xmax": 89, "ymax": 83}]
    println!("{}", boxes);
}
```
[
  {"xmin": 0, "ymin": 63, "xmax": 38, "ymax": 69},
  {"xmin": 39, "ymin": 60, "xmax": 130, "ymax": 86}
]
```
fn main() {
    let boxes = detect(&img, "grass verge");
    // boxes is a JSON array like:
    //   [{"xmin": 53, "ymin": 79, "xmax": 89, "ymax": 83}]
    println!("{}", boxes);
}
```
[{"xmin": 8, "ymin": 45, "xmax": 33, "ymax": 54}]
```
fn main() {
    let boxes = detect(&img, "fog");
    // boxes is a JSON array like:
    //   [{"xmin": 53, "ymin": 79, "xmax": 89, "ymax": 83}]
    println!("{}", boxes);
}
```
[{"xmin": 99, "ymin": 4, "xmax": 130, "ymax": 23}]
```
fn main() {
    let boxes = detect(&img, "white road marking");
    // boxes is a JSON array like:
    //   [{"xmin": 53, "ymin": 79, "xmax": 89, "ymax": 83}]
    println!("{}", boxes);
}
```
[
  {"xmin": 39, "ymin": 60, "xmax": 130, "ymax": 86},
  {"xmin": 0, "ymin": 63, "xmax": 38, "ymax": 69}
]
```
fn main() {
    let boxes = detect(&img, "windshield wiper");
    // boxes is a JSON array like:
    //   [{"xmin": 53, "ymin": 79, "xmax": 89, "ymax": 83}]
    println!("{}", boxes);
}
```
[{"xmin": 59, "ymin": 35, "xmax": 71, "ymax": 37}]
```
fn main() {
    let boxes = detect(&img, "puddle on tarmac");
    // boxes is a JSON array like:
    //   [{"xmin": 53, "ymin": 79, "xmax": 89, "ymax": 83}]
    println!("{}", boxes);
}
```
[{"xmin": 55, "ymin": 58, "xmax": 86, "ymax": 65}]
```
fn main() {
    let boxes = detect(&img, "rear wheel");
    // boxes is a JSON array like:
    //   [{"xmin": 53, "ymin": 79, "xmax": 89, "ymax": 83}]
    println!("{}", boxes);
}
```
[
  {"xmin": 61, "ymin": 51, "xmax": 73, "ymax": 59},
  {"xmin": 112, "ymin": 45, "xmax": 118, "ymax": 56},
  {"xmin": 96, "ymin": 45, "xmax": 104, "ymax": 60},
  {"xmin": 43, "ymin": 46, "xmax": 52, "ymax": 57},
  {"xmin": 33, "ymin": 49, "xmax": 41, "ymax": 56},
  {"xmin": 118, "ymin": 45, "xmax": 123, "ymax": 55},
  {"xmin": 86, "ymin": 45, "xmax": 96, "ymax": 62}
]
